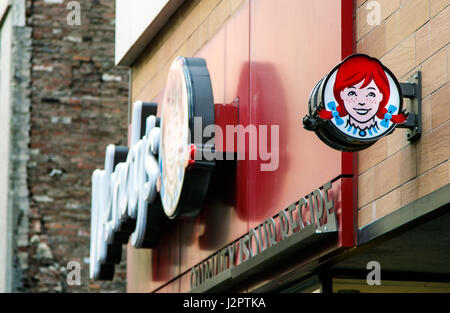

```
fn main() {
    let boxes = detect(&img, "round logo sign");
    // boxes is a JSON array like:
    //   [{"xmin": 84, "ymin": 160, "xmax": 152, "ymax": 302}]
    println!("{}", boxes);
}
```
[
  {"xmin": 159, "ymin": 57, "xmax": 191, "ymax": 218},
  {"xmin": 304, "ymin": 54, "xmax": 408, "ymax": 151},
  {"xmin": 158, "ymin": 56, "xmax": 215, "ymax": 219}
]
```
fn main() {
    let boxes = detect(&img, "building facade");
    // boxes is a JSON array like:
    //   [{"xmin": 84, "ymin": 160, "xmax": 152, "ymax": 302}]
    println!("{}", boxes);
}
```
[{"xmin": 107, "ymin": 0, "xmax": 450, "ymax": 293}]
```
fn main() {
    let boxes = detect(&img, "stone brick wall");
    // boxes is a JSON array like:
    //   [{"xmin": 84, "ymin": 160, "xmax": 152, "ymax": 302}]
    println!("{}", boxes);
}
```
[
  {"xmin": 355, "ymin": 0, "xmax": 449, "ymax": 228},
  {"xmin": 20, "ymin": 0, "xmax": 129, "ymax": 292}
]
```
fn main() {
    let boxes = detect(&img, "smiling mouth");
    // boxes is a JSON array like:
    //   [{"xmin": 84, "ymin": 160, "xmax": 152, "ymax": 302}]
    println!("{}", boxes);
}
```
[{"xmin": 354, "ymin": 108, "xmax": 372, "ymax": 115}]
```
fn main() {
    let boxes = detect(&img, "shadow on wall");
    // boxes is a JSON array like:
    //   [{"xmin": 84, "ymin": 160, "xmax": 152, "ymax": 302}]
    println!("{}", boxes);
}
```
[
  {"xmin": 149, "ymin": 61, "xmax": 288, "ymax": 280},
  {"xmin": 198, "ymin": 61, "xmax": 288, "ymax": 249}
]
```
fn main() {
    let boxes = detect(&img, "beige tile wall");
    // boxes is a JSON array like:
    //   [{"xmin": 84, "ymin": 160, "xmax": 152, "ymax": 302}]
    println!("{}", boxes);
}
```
[
  {"xmin": 131, "ymin": 0, "xmax": 246, "ymax": 103},
  {"xmin": 356, "ymin": 0, "xmax": 449, "ymax": 228}
]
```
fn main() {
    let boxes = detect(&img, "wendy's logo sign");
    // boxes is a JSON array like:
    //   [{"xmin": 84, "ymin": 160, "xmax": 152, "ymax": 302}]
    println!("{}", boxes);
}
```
[
  {"xmin": 320, "ymin": 55, "xmax": 406, "ymax": 138},
  {"xmin": 159, "ymin": 56, "xmax": 215, "ymax": 219},
  {"xmin": 303, "ymin": 54, "xmax": 421, "ymax": 151}
]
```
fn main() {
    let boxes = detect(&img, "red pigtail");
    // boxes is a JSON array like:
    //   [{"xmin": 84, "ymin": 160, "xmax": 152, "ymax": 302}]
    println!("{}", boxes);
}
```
[
  {"xmin": 377, "ymin": 107, "xmax": 408, "ymax": 124},
  {"xmin": 317, "ymin": 108, "xmax": 333, "ymax": 120},
  {"xmin": 317, "ymin": 104, "xmax": 347, "ymax": 120}
]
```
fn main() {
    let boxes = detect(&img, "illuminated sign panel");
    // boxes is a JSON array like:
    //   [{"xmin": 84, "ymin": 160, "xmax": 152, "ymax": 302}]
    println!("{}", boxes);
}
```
[{"xmin": 89, "ymin": 101, "xmax": 165, "ymax": 280}]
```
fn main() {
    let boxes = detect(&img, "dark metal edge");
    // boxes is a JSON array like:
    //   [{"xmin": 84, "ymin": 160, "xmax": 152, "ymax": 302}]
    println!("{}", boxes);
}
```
[{"xmin": 358, "ymin": 183, "xmax": 450, "ymax": 246}]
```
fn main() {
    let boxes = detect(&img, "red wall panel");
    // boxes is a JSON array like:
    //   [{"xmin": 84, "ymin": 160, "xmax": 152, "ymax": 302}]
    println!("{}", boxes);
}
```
[
  {"xmin": 127, "ymin": 0, "xmax": 355, "ymax": 292},
  {"xmin": 248, "ymin": 0, "xmax": 343, "ymax": 229}
]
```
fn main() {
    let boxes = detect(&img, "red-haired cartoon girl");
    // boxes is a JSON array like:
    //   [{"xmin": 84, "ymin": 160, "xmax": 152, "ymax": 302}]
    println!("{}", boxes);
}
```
[{"xmin": 318, "ymin": 55, "xmax": 407, "ymax": 138}]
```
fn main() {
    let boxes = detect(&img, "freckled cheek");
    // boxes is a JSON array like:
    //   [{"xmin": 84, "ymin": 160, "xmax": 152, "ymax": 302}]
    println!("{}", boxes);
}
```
[
  {"xmin": 344, "ymin": 99, "xmax": 356, "ymax": 109},
  {"xmin": 369, "ymin": 100, "xmax": 379, "ymax": 108}
]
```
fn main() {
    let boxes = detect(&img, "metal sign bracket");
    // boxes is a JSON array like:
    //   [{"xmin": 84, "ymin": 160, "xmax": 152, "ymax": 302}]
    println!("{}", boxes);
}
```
[{"xmin": 397, "ymin": 71, "xmax": 422, "ymax": 143}]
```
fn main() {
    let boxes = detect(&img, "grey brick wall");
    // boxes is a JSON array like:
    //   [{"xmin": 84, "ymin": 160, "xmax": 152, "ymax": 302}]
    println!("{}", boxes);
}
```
[
  {"xmin": 12, "ymin": 0, "xmax": 129, "ymax": 292},
  {"xmin": 10, "ymin": 23, "xmax": 32, "ymax": 292}
]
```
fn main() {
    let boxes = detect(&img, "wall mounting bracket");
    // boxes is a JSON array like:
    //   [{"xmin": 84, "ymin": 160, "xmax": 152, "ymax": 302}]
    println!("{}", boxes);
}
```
[{"xmin": 397, "ymin": 71, "xmax": 422, "ymax": 143}]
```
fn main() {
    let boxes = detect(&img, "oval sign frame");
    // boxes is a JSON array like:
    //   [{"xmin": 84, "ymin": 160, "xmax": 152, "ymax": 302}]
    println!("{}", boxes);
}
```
[{"xmin": 305, "ymin": 54, "xmax": 406, "ymax": 152}]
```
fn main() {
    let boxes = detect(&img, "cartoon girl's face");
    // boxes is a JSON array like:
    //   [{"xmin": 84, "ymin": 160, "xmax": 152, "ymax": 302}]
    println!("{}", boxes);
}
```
[{"xmin": 340, "ymin": 79, "xmax": 383, "ymax": 123}]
